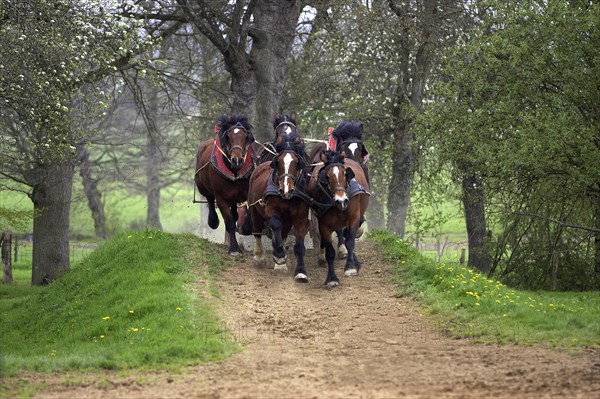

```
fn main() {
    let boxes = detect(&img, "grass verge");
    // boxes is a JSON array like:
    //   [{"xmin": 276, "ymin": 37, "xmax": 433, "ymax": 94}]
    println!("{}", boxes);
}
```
[
  {"xmin": 0, "ymin": 230, "xmax": 238, "ymax": 377},
  {"xmin": 369, "ymin": 229, "xmax": 600, "ymax": 348}
]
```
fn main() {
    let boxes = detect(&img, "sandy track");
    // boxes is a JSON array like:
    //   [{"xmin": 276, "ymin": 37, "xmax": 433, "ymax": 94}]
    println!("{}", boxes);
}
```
[{"xmin": 6, "ymin": 241, "xmax": 600, "ymax": 398}]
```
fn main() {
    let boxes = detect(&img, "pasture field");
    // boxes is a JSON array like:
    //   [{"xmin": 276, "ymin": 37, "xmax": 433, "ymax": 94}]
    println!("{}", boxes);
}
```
[
  {"xmin": 370, "ymin": 229, "xmax": 600, "ymax": 348},
  {"xmin": 0, "ymin": 230, "xmax": 237, "ymax": 377}
]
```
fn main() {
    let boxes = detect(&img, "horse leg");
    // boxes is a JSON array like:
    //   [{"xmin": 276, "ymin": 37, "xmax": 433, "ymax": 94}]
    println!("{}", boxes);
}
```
[
  {"xmin": 336, "ymin": 229, "xmax": 348, "ymax": 259},
  {"xmin": 320, "ymin": 227, "xmax": 339, "ymax": 288},
  {"xmin": 270, "ymin": 215, "xmax": 287, "ymax": 271},
  {"xmin": 344, "ymin": 227, "xmax": 360, "ymax": 276},
  {"xmin": 207, "ymin": 197, "xmax": 219, "ymax": 229},
  {"xmin": 356, "ymin": 215, "xmax": 366, "ymax": 239},
  {"xmin": 253, "ymin": 234, "xmax": 265, "ymax": 265},
  {"xmin": 292, "ymin": 217, "xmax": 309, "ymax": 283},
  {"xmin": 217, "ymin": 199, "xmax": 242, "ymax": 256}
]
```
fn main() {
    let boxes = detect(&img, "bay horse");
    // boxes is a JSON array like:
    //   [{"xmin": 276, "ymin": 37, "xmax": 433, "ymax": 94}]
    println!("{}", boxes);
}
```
[
  {"xmin": 238, "ymin": 113, "xmax": 304, "ymax": 233},
  {"xmin": 245, "ymin": 139, "xmax": 311, "ymax": 282},
  {"xmin": 306, "ymin": 150, "xmax": 370, "ymax": 287},
  {"xmin": 195, "ymin": 114, "xmax": 255, "ymax": 256},
  {"xmin": 255, "ymin": 113, "xmax": 302, "ymax": 165},
  {"xmin": 307, "ymin": 120, "xmax": 370, "ymax": 258}
]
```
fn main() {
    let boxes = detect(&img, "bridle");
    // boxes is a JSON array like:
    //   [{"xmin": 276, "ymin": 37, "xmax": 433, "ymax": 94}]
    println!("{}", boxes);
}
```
[
  {"xmin": 275, "ymin": 150, "xmax": 306, "ymax": 189},
  {"xmin": 218, "ymin": 122, "xmax": 253, "ymax": 164},
  {"xmin": 318, "ymin": 162, "xmax": 349, "ymax": 200}
]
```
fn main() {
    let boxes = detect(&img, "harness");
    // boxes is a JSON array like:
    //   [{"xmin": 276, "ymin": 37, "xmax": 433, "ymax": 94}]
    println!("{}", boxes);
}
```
[
  {"xmin": 310, "ymin": 162, "xmax": 370, "ymax": 217},
  {"xmin": 210, "ymin": 129, "xmax": 255, "ymax": 181}
]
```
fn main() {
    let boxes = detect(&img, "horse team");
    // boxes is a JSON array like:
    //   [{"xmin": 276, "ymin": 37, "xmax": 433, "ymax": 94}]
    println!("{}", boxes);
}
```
[{"xmin": 194, "ymin": 114, "xmax": 370, "ymax": 288}]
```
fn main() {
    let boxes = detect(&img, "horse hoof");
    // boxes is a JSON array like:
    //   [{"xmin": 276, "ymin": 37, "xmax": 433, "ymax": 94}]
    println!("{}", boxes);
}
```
[
  {"xmin": 325, "ymin": 280, "xmax": 339, "ymax": 289},
  {"xmin": 253, "ymin": 255, "xmax": 265, "ymax": 265},
  {"xmin": 229, "ymin": 251, "xmax": 243, "ymax": 257},
  {"xmin": 294, "ymin": 273, "xmax": 309, "ymax": 283},
  {"xmin": 344, "ymin": 268, "xmax": 358, "ymax": 277},
  {"xmin": 273, "ymin": 255, "xmax": 287, "ymax": 265},
  {"xmin": 273, "ymin": 263, "xmax": 287, "ymax": 272},
  {"xmin": 337, "ymin": 246, "xmax": 348, "ymax": 259}
]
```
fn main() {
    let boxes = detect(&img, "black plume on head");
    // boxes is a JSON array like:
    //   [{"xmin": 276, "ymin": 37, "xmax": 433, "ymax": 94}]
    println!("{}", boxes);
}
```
[
  {"xmin": 274, "ymin": 135, "xmax": 305, "ymax": 155},
  {"xmin": 320, "ymin": 149, "xmax": 345, "ymax": 166},
  {"xmin": 217, "ymin": 114, "xmax": 253, "ymax": 134},
  {"xmin": 332, "ymin": 120, "xmax": 363, "ymax": 142},
  {"xmin": 273, "ymin": 113, "xmax": 297, "ymax": 129}
]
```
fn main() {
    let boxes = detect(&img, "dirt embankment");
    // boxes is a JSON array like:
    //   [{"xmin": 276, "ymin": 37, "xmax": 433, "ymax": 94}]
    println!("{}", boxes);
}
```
[{"xmin": 6, "ymin": 241, "xmax": 600, "ymax": 398}]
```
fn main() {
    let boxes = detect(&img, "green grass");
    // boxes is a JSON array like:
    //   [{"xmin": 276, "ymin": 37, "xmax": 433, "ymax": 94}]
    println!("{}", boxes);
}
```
[
  {"xmin": 0, "ymin": 230, "xmax": 238, "ymax": 377},
  {"xmin": 369, "ymin": 229, "xmax": 600, "ymax": 347}
]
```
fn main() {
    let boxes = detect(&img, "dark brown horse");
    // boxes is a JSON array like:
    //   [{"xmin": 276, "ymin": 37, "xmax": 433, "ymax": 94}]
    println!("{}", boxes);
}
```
[
  {"xmin": 254, "ymin": 114, "xmax": 307, "ymax": 165},
  {"xmin": 245, "ymin": 139, "xmax": 311, "ymax": 282},
  {"xmin": 195, "ymin": 115, "xmax": 255, "ymax": 256},
  {"xmin": 306, "ymin": 150, "xmax": 370, "ymax": 287},
  {"xmin": 307, "ymin": 121, "xmax": 369, "ymax": 258}
]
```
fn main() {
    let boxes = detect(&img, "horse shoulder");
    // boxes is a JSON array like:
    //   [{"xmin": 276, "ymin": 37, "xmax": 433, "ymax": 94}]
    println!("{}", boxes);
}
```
[{"xmin": 344, "ymin": 159, "xmax": 369, "ymax": 190}]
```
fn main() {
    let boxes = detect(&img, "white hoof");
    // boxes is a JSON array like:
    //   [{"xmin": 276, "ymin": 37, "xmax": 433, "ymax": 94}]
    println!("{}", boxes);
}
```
[
  {"xmin": 344, "ymin": 268, "xmax": 358, "ymax": 277},
  {"xmin": 229, "ymin": 251, "xmax": 243, "ymax": 257},
  {"xmin": 294, "ymin": 273, "xmax": 309, "ymax": 283},
  {"xmin": 273, "ymin": 263, "xmax": 287, "ymax": 272},
  {"xmin": 273, "ymin": 255, "xmax": 287, "ymax": 265},
  {"xmin": 337, "ymin": 245, "xmax": 348, "ymax": 259},
  {"xmin": 326, "ymin": 280, "xmax": 339, "ymax": 289}
]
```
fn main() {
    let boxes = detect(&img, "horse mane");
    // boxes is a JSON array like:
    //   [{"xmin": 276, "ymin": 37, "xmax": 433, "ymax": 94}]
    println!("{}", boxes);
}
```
[
  {"xmin": 273, "ymin": 113, "xmax": 297, "ymax": 129},
  {"xmin": 332, "ymin": 120, "xmax": 363, "ymax": 142},
  {"xmin": 274, "ymin": 134, "xmax": 305, "ymax": 155},
  {"xmin": 217, "ymin": 114, "xmax": 253, "ymax": 134},
  {"xmin": 321, "ymin": 149, "xmax": 345, "ymax": 166}
]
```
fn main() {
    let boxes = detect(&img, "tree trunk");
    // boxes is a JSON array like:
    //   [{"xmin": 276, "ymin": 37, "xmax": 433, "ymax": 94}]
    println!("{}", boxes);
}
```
[
  {"xmin": 146, "ymin": 84, "xmax": 163, "ymax": 231},
  {"xmin": 76, "ymin": 143, "xmax": 107, "ymax": 239},
  {"xmin": 29, "ymin": 160, "xmax": 74, "ymax": 285},
  {"xmin": 593, "ymin": 183, "xmax": 600, "ymax": 273},
  {"xmin": 461, "ymin": 173, "xmax": 491, "ymax": 273},
  {"xmin": 250, "ymin": 0, "xmax": 303, "ymax": 141},
  {"xmin": 387, "ymin": 118, "xmax": 412, "ymax": 238},
  {"xmin": 1, "ymin": 231, "xmax": 13, "ymax": 284},
  {"xmin": 146, "ymin": 133, "xmax": 163, "ymax": 230}
]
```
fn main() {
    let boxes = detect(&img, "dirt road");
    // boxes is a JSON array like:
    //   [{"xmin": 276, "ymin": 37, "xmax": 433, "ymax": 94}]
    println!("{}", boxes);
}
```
[{"xmin": 8, "ymin": 241, "xmax": 600, "ymax": 398}]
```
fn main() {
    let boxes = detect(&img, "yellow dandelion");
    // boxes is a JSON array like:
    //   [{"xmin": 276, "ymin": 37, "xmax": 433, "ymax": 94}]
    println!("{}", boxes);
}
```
[
  {"xmin": 127, "ymin": 235, "xmax": 132, "ymax": 239},
  {"xmin": 102, "ymin": 316, "xmax": 110, "ymax": 320},
  {"xmin": 100, "ymin": 335, "xmax": 105, "ymax": 339},
  {"xmin": 176, "ymin": 307, "xmax": 182, "ymax": 311},
  {"xmin": 129, "ymin": 310, "xmax": 135, "ymax": 314},
  {"xmin": 130, "ymin": 327, "xmax": 139, "ymax": 332}
]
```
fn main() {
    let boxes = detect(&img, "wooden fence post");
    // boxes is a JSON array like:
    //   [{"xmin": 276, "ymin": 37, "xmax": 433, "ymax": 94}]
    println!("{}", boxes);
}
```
[
  {"xmin": 1, "ymin": 230, "xmax": 13, "ymax": 284},
  {"xmin": 459, "ymin": 248, "xmax": 466, "ymax": 267}
]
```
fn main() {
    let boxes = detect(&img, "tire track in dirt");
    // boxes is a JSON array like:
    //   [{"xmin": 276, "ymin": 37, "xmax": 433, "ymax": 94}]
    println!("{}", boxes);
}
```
[{"xmin": 11, "ymin": 240, "xmax": 600, "ymax": 398}]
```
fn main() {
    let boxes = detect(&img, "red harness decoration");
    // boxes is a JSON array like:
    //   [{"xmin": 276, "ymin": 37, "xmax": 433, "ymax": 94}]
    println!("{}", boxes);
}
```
[
  {"xmin": 327, "ymin": 127, "xmax": 336, "ymax": 151},
  {"xmin": 211, "ymin": 133, "xmax": 255, "ymax": 181}
]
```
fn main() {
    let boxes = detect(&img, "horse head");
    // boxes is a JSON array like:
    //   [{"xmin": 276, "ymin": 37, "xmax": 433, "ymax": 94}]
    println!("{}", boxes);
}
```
[
  {"xmin": 318, "ymin": 150, "xmax": 354, "ymax": 211},
  {"xmin": 217, "ymin": 114, "xmax": 254, "ymax": 171},
  {"xmin": 273, "ymin": 113, "xmax": 298, "ymax": 144},
  {"xmin": 271, "ymin": 140, "xmax": 306, "ymax": 200},
  {"xmin": 332, "ymin": 120, "xmax": 368, "ymax": 166}
]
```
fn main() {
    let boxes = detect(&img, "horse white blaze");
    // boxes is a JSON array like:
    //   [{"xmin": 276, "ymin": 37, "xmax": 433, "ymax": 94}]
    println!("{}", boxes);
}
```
[
  {"xmin": 348, "ymin": 142, "xmax": 358, "ymax": 156},
  {"xmin": 284, "ymin": 125, "xmax": 292, "ymax": 134},
  {"xmin": 283, "ymin": 153, "xmax": 293, "ymax": 195},
  {"xmin": 332, "ymin": 166, "xmax": 348, "ymax": 203},
  {"xmin": 233, "ymin": 128, "xmax": 240, "ymax": 134}
]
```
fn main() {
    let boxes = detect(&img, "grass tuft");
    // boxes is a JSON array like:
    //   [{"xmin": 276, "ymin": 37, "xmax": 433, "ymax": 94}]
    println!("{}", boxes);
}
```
[
  {"xmin": 369, "ymin": 229, "xmax": 600, "ymax": 347},
  {"xmin": 0, "ymin": 230, "xmax": 238, "ymax": 376}
]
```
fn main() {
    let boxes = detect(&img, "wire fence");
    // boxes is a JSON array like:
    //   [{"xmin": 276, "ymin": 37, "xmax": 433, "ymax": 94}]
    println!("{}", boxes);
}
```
[{"xmin": 12, "ymin": 239, "xmax": 97, "ymax": 266}]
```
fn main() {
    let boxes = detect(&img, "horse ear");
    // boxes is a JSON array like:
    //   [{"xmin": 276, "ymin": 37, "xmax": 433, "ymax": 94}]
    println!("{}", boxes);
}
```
[
  {"xmin": 346, "ymin": 167, "xmax": 355, "ymax": 181},
  {"xmin": 247, "ymin": 132, "xmax": 255, "ymax": 144},
  {"xmin": 291, "ymin": 113, "xmax": 297, "ymax": 125},
  {"xmin": 319, "ymin": 150, "xmax": 328, "ymax": 163},
  {"xmin": 270, "ymin": 157, "xmax": 278, "ymax": 170}
]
